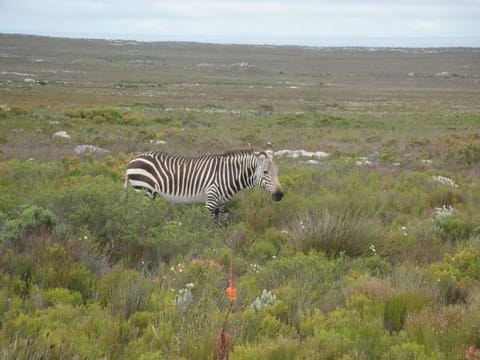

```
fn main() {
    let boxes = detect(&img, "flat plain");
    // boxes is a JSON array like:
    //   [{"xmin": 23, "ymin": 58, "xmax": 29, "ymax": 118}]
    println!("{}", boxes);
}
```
[{"xmin": 1, "ymin": 34, "xmax": 480, "ymax": 359}]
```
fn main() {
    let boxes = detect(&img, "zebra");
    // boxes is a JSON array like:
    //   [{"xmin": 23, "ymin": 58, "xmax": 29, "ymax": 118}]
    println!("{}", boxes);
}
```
[{"xmin": 125, "ymin": 143, "xmax": 283, "ymax": 226}]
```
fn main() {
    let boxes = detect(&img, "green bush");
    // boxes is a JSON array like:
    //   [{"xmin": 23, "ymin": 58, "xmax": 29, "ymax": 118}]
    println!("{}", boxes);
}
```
[
  {"xmin": 41, "ymin": 288, "xmax": 83, "ymax": 307},
  {"xmin": 235, "ymin": 307, "xmax": 296, "ymax": 343},
  {"xmin": 65, "ymin": 107, "xmax": 125, "ymax": 124},
  {"xmin": 232, "ymin": 338, "xmax": 299, "ymax": 360},
  {"xmin": 407, "ymin": 304, "xmax": 480, "ymax": 359},
  {"xmin": 384, "ymin": 294, "xmax": 408, "ymax": 334},
  {"xmin": 447, "ymin": 248, "xmax": 480, "ymax": 281},
  {"xmin": 293, "ymin": 207, "xmax": 379, "ymax": 257},
  {"xmin": 1, "ymin": 303, "xmax": 115, "ymax": 359},
  {"xmin": 424, "ymin": 248, "xmax": 480, "ymax": 305},
  {"xmin": 436, "ymin": 216, "xmax": 473, "ymax": 242},
  {"xmin": 451, "ymin": 144, "xmax": 480, "ymax": 165},
  {"xmin": 1, "ymin": 205, "xmax": 56, "ymax": 244},
  {"xmin": 145, "ymin": 222, "xmax": 198, "ymax": 264},
  {"xmin": 98, "ymin": 267, "xmax": 154, "ymax": 319},
  {"xmin": 252, "ymin": 252, "xmax": 339, "ymax": 295},
  {"xmin": 385, "ymin": 342, "xmax": 439, "ymax": 360}
]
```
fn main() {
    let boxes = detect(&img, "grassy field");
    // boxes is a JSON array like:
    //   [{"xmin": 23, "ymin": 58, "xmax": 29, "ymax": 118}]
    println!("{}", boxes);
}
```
[{"xmin": 1, "ymin": 34, "xmax": 480, "ymax": 359}]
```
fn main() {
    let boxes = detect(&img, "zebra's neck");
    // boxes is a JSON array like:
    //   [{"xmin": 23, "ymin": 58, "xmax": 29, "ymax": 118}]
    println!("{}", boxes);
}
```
[{"xmin": 217, "ymin": 152, "xmax": 257, "ymax": 196}]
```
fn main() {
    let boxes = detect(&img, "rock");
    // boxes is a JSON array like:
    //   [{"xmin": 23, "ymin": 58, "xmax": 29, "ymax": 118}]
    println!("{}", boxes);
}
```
[
  {"xmin": 53, "ymin": 131, "xmax": 71, "ymax": 139},
  {"xmin": 149, "ymin": 139, "xmax": 167, "ymax": 145},
  {"xmin": 74, "ymin": 144, "xmax": 109, "ymax": 155},
  {"xmin": 355, "ymin": 158, "xmax": 373, "ymax": 166},
  {"xmin": 274, "ymin": 149, "xmax": 329, "ymax": 159}
]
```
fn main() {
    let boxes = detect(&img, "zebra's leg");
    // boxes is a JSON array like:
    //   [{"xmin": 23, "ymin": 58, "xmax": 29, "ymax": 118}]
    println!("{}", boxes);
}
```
[
  {"xmin": 214, "ymin": 206, "xmax": 229, "ymax": 227},
  {"xmin": 205, "ymin": 200, "xmax": 229, "ymax": 227}
]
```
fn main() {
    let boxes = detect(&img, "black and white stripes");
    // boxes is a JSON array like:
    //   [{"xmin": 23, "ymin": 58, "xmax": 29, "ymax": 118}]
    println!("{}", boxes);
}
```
[{"xmin": 125, "ymin": 145, "xmax": 283, "ymax": 226}]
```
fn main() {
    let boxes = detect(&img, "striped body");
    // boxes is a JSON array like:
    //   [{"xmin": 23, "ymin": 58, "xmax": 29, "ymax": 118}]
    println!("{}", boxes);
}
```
[{"xmin": 125, "ymin": 147, "xmax": 283, "ymax": 226}]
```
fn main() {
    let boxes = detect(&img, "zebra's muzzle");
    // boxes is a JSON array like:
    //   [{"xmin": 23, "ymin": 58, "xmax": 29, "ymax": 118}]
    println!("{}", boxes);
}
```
[{"xmin": 272, "ymin": 191, "xmax": 283, "ymax": 202}]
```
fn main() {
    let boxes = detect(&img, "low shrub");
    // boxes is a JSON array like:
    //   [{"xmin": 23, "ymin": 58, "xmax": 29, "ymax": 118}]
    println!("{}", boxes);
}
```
[
  {"xmin": 435, "ymin": 216, "xmax": 474, "ymax": 243},
  {"xmin": 65, "ymin": 108, "xmax": 125, "ymax": 124},
  {"xmin": 41, "ymin": 288, "xmax": 83, "ymax": 307},
  {"xmin": 450, "ymin": 144, "xmax": 480, "ymax": 166},
  {"xmin": 407, "ymin": 304, "xmax": 480, "ymax": 359},
  {"xmin": 424, "ymin": 248, "xmax": 480, "ymax": 305},
  {"xmin": 98, "ymin": 267, "xmax": 154, "ymax": 319},
  {"xmin": 231, "ymin": 338, "xmax": 300, "ymax": 360},
  {"xmin": 1, "ymin": 205, "xmax": 56, "ymax": 246},
  {"xmin": 1, "ymin": 303, "xmax": 115, "ymax": 359},
  {"xmin": 293, "ymin": 207, "xmax": 380, "ymax": 257},
  {"xmin": 384, "ymin": 294, "xmax": 408, "ymax": 334}
]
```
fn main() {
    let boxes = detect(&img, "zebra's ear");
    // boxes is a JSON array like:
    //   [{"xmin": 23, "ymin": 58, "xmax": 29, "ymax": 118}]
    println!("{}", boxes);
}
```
[{"xmin": 265, "ymin": 142, "xmax": 274, "ymax": 160}]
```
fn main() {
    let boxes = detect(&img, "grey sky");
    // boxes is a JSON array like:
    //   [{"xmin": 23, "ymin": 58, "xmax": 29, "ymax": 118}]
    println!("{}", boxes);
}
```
[{"xmin": 1, "ymin": 0, "xmax": 479, "ymax": 46}]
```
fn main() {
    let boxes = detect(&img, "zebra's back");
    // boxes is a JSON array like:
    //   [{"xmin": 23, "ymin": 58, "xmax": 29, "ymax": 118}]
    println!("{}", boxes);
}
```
[{"xmin": 125, "ymin": 152, "xmax": 218, "ymax": 203}]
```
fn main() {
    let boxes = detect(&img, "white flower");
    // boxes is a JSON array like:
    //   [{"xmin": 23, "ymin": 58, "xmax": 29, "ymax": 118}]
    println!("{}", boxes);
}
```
[
  {"xmin": 432, "ymin": 175, "xmax": 459, "ymax": 188},
  {"xmin": 435, "ymin": 205, "xmax": 454, "ymax": 218}
]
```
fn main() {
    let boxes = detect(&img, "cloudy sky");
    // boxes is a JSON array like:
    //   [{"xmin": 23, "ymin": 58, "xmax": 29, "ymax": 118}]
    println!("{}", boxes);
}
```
[{"xmin": 1, "ymin": 0, "xmax": 479, "ymax": 46}]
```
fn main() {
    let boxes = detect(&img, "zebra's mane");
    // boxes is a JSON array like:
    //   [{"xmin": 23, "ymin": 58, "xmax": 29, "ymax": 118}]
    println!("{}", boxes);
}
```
[
  {"xmin": 142, "ymin": 147, "xmax": 268, "ymax": 159},
  {"xmin": 222, "ymin": 147, "xmax": 266, "ymax": 157}
]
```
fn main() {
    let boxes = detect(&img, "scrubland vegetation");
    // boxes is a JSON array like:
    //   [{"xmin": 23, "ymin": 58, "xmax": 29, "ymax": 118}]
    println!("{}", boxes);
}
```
[{"xmin": 1, "ymin": 34, "xmax": 480, "ymax": 359}]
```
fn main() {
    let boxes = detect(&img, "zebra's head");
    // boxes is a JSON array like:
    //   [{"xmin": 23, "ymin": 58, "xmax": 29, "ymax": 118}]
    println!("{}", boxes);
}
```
[{"xmin": 253, "ymin": 143, "xmax": 283, "ymax": 202}]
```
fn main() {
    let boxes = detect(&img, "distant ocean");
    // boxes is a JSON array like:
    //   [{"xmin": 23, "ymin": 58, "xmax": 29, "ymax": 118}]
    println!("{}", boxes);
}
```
[
  {"xmin": 142, "ymin": 35, "xmax": 480, "ymax": 48},
  {"xmin": 6, "ymin": 32, "xmax": 480, "ymax": 48},
  {"xmin": 170, "ymin": 36, "xmax": 480, "ymax": 48}
]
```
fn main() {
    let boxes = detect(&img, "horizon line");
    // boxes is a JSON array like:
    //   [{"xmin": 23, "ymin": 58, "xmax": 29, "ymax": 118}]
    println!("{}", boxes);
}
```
[{"xmin": 2, "ymin": 31, "xmax": 480, "ymax": 49}]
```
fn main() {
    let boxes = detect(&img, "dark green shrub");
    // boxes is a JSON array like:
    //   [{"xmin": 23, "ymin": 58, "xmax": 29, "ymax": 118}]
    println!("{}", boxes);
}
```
[
  {"xmin": 452, "ymin": 144, "xmax": 480, "ymax": 165},
  {"xmin": 1, "ymin": 205, "xmax": 56, "ymax": 244},
  {"xmin": 447, "ymin": 248, "xmax": 480, "ymax": 281},
  {"xmin": 34, "ymin": 244, "xmax": 96, "ymax": 302},
  {"xmin": 435, "ymin": 216, "xmax": 473, "ymax": 242},
  {"xmin": 384, "ymin": 294, "xmax": 408, "ymax": 334},
  {"xmin": 145, "ymin": 223, "xmax": 198, "ymax": 264},
  {"xmin": 251, "ymin": 240, "xmax": 276, "ymax": 261},
  {"xmin": 364, "ymin": 255, "xmax": 393, "ymax": 277},
  {"xmin": 11, "ymin": 258, "xmax": 34, "ymax": 299},
  {"xmin": 65, "ymin": 107, "xmax": 127, "ymax": 124}
]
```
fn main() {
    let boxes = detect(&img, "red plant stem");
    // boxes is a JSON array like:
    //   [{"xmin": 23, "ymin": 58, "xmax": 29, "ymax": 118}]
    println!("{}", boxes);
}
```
[{"xmin": 218, "ymin": 264, "xmax": 235, "ymax": 360}]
